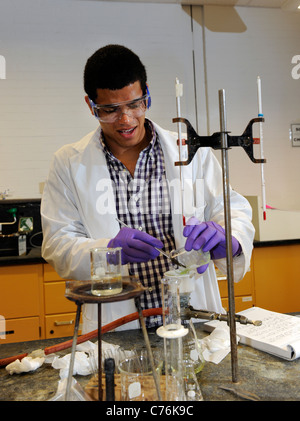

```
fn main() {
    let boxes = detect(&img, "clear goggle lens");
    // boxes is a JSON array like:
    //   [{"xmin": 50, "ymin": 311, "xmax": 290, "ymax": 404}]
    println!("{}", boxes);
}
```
[{"xmin": 90, "ymin": 94, "xmax": 149, "ymax": 123}]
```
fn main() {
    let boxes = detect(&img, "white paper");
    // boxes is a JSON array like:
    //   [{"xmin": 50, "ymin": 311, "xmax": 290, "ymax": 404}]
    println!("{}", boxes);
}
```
[{"xmin": 205, "ymin": 307, "xmax": 300, "ymax": 361}]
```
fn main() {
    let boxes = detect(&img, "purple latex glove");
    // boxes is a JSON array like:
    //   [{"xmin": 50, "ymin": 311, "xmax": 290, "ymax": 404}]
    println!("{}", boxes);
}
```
[
  {"xmin": 183, "ymin": 217, "xmax": 241, "ymax": 274},
  {"xmin": 108, "ymin": 227, "xmax": 164, "ymax": 265}
]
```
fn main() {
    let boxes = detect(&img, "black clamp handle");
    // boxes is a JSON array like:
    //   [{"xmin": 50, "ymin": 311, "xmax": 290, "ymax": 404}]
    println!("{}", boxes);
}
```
[{"xmin": 173, "ymin": 117, "xmax": 266, "ymax": 166}]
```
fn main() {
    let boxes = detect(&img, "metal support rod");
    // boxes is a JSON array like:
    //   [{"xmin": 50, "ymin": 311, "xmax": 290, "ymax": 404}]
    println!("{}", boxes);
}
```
[
  {"xmin": 65, "ymin": 302, "xmax": 82, "ymax": 400},
  {"xmin": 219, "ymin": 89, "xmax": 238, "ymax": 383},
  {"xmin": 98, "ymin": 303, "xmax": 103, "ymax": 401},
  {"xmin": 104, "ymin": 358, "xmax": 115, "ymax": 401},
  {"xmin": 135, "ymin": 298, "xmax": 162, "ymax": 401}
]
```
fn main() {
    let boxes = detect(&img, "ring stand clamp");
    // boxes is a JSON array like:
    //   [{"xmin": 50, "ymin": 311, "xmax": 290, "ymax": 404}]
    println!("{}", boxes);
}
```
[{"xmin": 172, "ymin": 117, "xmax": 266, "ymax": 166}]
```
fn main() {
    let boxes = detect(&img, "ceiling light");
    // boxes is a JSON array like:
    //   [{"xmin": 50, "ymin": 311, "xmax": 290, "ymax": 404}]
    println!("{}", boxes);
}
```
[{"xmin": 281, "ymin": 0, "xmax": 300, "ymax": 11}]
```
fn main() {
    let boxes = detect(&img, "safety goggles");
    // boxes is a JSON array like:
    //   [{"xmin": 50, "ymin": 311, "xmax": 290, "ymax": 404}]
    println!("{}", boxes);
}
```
[{"xmin": 89, "ymin": 94, "xmax": 149, "ymax": 123}]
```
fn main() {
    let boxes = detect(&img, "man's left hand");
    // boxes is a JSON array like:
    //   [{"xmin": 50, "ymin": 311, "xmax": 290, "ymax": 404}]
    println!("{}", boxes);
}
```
[{"xmin": 183, "ymin": 217, "xmax": 241, "ymax": 273}]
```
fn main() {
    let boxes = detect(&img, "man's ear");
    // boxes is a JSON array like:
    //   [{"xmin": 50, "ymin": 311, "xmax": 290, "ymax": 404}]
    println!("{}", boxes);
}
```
[{"xmin": 85, "ymin": 95, "xmax": 94, "ymax": 116}]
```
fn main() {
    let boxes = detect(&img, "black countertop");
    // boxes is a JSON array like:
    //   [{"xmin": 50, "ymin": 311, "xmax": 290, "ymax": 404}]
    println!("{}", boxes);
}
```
[
  {"xmin": 1, "ymin": 324, "xmax": 300, "ymax": 401},
  {"xmin": 253, "ymin": 238, "xmax": 300, "ymax": 247},
  {"xmin": 0, "ymin": 247, "xmax": 45, "ymax": 266}
]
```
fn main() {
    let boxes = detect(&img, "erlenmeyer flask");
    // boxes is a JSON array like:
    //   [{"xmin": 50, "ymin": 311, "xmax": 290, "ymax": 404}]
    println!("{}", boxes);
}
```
[
  {"xmin": 182, "ymin": 319, "xmax": 205, "ymax": 375},
  {"xmin": 183, "ymin": 358, "xmax": 204, "ymax": 401}
]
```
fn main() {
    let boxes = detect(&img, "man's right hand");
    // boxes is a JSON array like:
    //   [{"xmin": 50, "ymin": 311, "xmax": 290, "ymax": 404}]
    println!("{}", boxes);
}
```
[{"xmin": 108, "ymin": 227, "xmax": 164, "ymax": 264}]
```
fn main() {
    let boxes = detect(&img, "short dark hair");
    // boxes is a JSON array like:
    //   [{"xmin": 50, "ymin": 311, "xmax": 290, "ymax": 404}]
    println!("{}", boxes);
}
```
[{"xmin": 84, "ymin": 44, "xmax": 147, "ymax": 101}]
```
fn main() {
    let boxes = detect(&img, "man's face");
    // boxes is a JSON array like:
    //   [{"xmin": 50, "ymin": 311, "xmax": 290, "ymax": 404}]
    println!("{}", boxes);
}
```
[{"xmin": 86, "ymin": 81, "xmax": 147, "ymax": 154}]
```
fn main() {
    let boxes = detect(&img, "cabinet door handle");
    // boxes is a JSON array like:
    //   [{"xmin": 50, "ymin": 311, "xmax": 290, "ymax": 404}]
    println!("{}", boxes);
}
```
[
  {"xmin": 54, "ymin": 320, "xmax": 74, "ymax": 326},
  {"xmin": 0, "ymin": 330, "xmax": 14, "ymax": 336}
]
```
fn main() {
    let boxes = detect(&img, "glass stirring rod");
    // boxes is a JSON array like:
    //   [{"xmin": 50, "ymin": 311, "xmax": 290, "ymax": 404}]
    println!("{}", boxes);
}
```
[{"xmin": 115, "ymin": 218, "xmax": 186, "ymax": 268}]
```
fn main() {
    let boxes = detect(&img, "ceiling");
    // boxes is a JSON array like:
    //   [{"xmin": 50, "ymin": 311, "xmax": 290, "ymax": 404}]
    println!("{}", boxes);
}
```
[{"xmin": 90, "ymin": 0, "xmax": 300, "ymax": 10}]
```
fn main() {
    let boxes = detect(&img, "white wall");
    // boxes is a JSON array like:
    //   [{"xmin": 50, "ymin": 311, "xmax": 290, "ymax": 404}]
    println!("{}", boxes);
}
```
[
  {"xmin": 0, "ymin": 1, "xmax": 300, "ymax": 211},
  {"xmin": 194, "ymin": 5, "xmax": 300, "ymax": 211},
  {"xmin": 0, "ymin": 0, "xmax": 196, "ymax": 198}
]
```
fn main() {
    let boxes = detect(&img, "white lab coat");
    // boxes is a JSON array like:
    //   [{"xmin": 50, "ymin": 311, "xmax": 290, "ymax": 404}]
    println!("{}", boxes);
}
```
[{"xmin": 41, "ymin": 121, "xmax": 254, "ymax": 334}]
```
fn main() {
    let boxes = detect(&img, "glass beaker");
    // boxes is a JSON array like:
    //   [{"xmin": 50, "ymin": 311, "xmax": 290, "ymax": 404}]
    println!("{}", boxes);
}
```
[
  {"xmin": 118, "ymin": 353, "xmax": 161, "ymax": 401},
  {"xmin": 90, "ymin": 247, "xmax": 122, "ymax": 296},
  {"xmin": 170, "ymin": 247, "xmax": 210, "ymax": 275}
]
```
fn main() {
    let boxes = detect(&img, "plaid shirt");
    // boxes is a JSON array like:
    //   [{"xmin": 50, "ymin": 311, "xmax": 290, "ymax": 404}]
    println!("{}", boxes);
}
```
[{"xmin": 100, "ymin": 119, "xmax": 175, "ymax": 327}]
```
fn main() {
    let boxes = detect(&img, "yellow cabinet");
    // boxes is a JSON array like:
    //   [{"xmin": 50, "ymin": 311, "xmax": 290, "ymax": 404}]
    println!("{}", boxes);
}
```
[
  {"xmin": 45, "ymin": 312, "xmax": 78, "ymax": 339},
  {"xmin": 0, "ymin": 264, "xmax": 43, "ymax": 343},
  {"xmin": 2, "ymin": 317, "xmax": 40, "ymax": 343},
  {"xmin": 217, "ymin": 244, "xmax": 300, "ymax": 314},
  {"xmin": 1, "ymin": 242, "xmax": 299, "ymax": 344},
  {"xmin": 217, "ymin": 259, "xmax": 255, "ymax": 313},
  {"xmin": 43, "ymin": 264, "xmax": 81, "ymax": 339},
  {"xmin": 0, "ymin": 263, "xmax": 80, "ymax": 343},
  {"xmin": 253, "ymin": 244, "xmax": 300, "ymax": 313},
  {"xmin": 44, "ymin": 281, "xmax": 77, "ymax": 314}
]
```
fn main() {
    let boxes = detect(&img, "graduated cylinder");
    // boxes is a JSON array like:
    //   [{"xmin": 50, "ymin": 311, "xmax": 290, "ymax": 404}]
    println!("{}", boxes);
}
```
[{"xmin": 157, "ymin": 275, "xmax": 188, "ymax": 400}]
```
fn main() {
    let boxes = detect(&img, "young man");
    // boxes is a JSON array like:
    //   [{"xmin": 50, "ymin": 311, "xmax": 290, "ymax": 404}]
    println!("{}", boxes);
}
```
[{"xmin": 41, "ymin": 45, "xmax": 254, "ymax": 333}]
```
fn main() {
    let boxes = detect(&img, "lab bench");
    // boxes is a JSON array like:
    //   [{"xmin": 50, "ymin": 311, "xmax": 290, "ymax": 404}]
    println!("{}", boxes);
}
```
[
  {"xmin": 0, "ymin": 239, "xmax": 300, "ymax": 344},
  {"xmin": 0, "ymin": 325, "xmax": 300, "ymax": 401}
]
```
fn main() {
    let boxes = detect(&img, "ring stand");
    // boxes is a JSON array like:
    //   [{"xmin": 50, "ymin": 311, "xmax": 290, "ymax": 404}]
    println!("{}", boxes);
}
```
[{"xmin": 64, "ymin": 276, "xmax": 161, "ymax": 401}]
